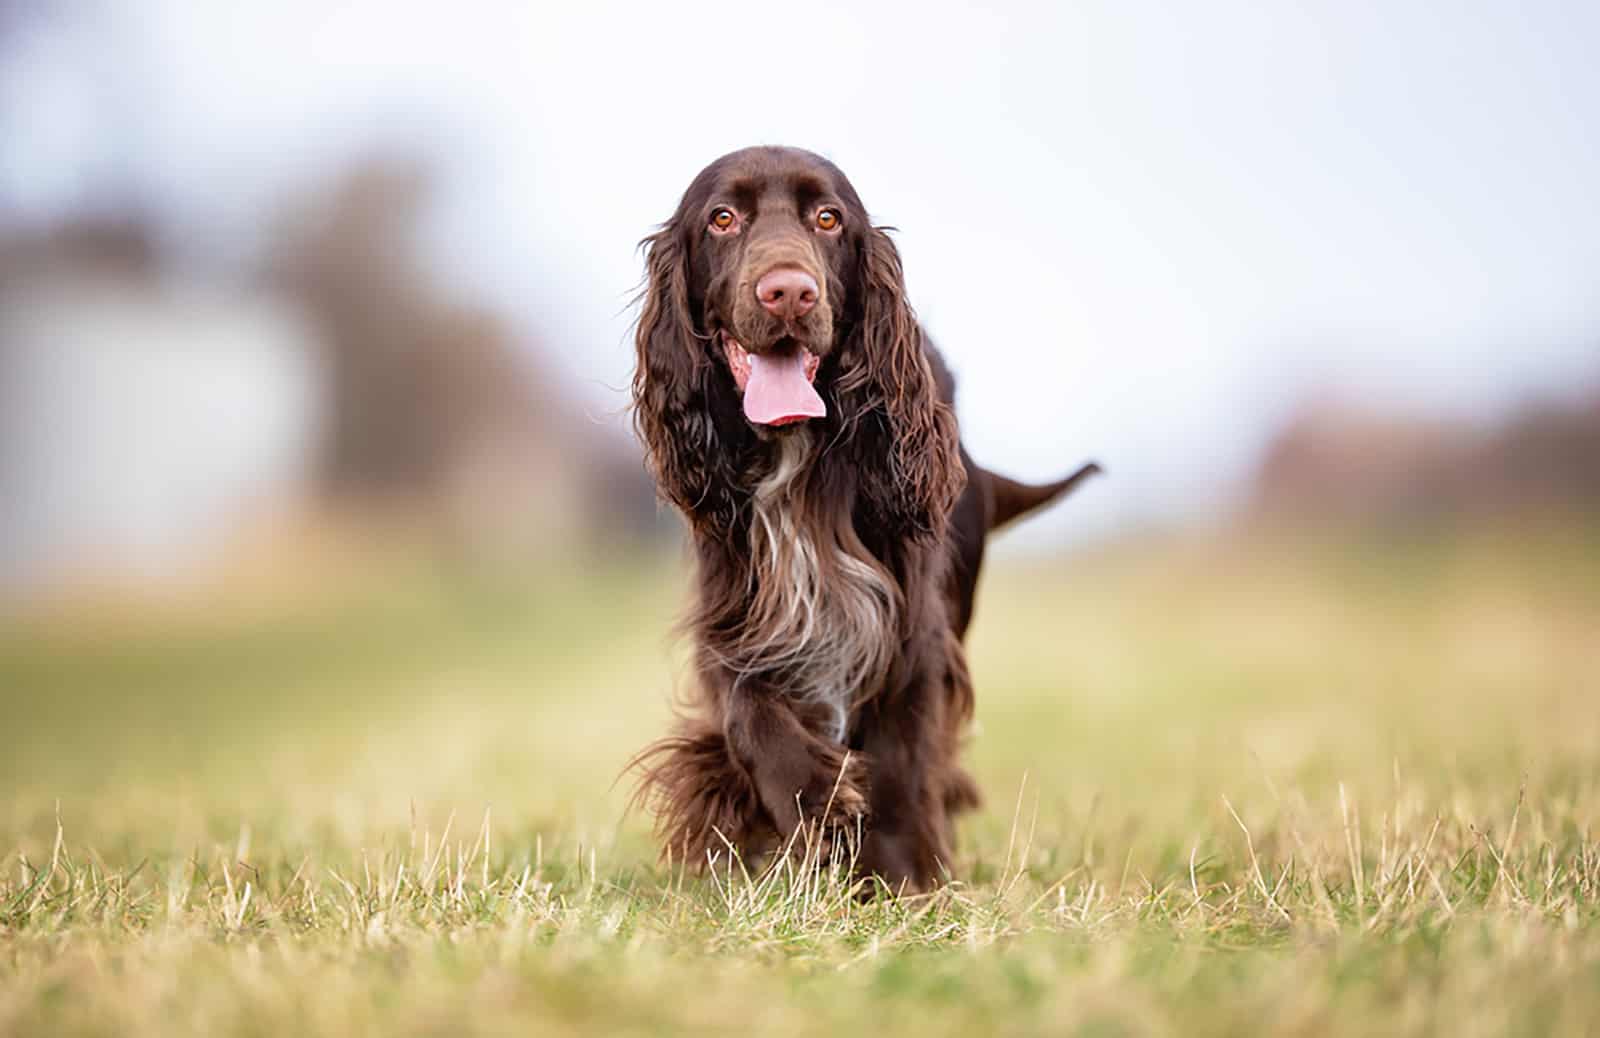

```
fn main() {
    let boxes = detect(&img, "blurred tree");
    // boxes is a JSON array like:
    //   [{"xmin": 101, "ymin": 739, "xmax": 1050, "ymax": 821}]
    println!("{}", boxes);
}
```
[
  {"xmin": 1252, "ymin": 375, "xmax": 1600, "ymax": 528},
  {"xmin": 267, "ymin": 158, "xmax": 660, "ymax": 552}
]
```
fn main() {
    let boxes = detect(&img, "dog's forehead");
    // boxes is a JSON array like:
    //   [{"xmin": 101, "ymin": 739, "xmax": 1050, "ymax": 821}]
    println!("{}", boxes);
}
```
[{"xmin": 689, "ymin": 147, "xmax": 857, "ymax": 208}]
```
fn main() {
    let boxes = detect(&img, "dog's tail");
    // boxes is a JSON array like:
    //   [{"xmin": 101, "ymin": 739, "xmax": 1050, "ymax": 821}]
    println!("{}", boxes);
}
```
[{"xmin": 983, "ymin": 461, "xmax": 1102, "ymax": 532}]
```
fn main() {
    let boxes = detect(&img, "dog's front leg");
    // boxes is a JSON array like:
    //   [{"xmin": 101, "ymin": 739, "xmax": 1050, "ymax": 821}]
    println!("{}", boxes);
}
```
[
  {"xmin": 851, "ymin": 640, "xmax": 968, "ymax": 893},
  {"xmin": 722, "ymin": 683, "xmax": 869, "ymax": 858}
]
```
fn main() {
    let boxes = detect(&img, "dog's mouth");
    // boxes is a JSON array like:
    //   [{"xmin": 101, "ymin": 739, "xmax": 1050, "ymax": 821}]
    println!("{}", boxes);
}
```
[{"xmin": 722, "ymin": 331, "xmax": 825, "ymax": 427}]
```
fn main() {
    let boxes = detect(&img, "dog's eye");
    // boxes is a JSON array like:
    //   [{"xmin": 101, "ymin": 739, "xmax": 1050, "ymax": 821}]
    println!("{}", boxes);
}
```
[
  {"xmin": 816, "ymin": 208, "xmax": 841, "ymax": 231},
  {"xmin": 710, "ymin": 208, "xmax": 737, "ymax": 232}
]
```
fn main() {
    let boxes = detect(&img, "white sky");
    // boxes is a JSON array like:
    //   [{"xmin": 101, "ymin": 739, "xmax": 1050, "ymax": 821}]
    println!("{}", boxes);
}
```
[{"xmin": 3, "ymin": 0, "xmax": 1597, "ymax": 546}]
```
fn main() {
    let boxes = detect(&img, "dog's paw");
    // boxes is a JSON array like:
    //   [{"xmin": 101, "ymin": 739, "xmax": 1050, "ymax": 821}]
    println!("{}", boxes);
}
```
[
  {"xmin": 785, "ymin": 743, "xmax": 869, "ymax": 868},
  {"xmin": 812, "ymin": 742, "xmax": 870, "ymax": 820}
]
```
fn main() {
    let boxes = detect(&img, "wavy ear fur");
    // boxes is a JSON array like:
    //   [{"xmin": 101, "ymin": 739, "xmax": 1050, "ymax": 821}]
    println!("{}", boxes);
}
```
[
  {"xmin": 837, "ymin": 227, "xmax": 963, "ymax": 540},
  {"xmin": 632, "ymin": 226, "xmax": 739, "ymax": 532}
]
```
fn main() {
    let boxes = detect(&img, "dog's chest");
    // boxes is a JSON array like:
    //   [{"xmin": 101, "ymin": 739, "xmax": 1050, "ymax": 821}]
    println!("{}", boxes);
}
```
[{"xmin": 743, "ymin": 437, "xmax": 896, "ymax": 742}]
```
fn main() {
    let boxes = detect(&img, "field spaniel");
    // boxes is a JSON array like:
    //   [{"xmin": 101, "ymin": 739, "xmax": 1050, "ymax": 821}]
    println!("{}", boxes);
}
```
[{"xmin": 631, "ymin": 145, "xmax": 1098, "ymax": 892}]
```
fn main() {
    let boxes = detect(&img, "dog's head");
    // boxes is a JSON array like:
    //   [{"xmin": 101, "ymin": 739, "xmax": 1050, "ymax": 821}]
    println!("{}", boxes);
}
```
[
  {"xmin": 633, "ymin": 146, "xmax": 956, "ymax": 532},
  {"xmin": 640, "ymin": 146, "xmax": 878, "ymax": 427}
]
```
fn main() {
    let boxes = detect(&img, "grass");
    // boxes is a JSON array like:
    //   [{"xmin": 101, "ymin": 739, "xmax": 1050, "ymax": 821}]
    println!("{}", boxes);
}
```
[{"xmin": 3, "ymin": 526, "xmax": 1599, "ymax": 1036}]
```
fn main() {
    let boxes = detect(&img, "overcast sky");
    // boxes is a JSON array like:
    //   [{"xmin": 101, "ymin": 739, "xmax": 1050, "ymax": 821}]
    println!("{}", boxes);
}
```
[{"xmin": 3, "ymin": 0, "xmax": 1597, "ymax": 546}]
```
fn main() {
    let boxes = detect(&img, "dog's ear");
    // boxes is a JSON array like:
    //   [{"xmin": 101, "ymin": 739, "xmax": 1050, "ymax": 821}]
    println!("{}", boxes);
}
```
[
  {"xmin": 836, "ymin": 226, "xmax": 963, "ymax": 539},
  {"xmin": 632, "ymin": 224, "xmax": 738, "ymax": 531}
]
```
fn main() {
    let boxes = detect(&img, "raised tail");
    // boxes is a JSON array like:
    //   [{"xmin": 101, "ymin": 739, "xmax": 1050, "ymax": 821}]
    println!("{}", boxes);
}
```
[{"xmin": 983, "ymin": 461, "xmax": 1102, "ymax": 532}]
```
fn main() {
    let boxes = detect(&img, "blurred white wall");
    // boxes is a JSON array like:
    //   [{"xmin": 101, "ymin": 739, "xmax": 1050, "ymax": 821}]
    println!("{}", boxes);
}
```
[{"xmin": 0, "ymin": 275, "xmax": 320, "ymax": 592}]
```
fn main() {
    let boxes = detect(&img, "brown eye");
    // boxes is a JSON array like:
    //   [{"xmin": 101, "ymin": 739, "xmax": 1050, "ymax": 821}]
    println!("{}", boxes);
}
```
[
  {"xmin": 816, "ymin": 208, "xmax": 840, "ymax": 231},
  {"xmin": 710, "ymin": 207, "xmax": 736, "ymax": 231}
]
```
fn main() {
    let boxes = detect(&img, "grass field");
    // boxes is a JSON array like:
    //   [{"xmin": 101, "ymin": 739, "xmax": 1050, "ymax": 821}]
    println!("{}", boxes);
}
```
[{"xmin": 3, "ymin": 527, "xmax": 1599, "ymax": 1036}]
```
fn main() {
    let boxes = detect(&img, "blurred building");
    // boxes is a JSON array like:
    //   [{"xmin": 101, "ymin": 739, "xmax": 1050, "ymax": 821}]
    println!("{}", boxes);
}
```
[
  {"xmin": 0, "ymin": 162, "xmax": 658, "ymax": 602},
  {"xmin": 0, "ymin": 220, "xmax": 319, "ymax": 592}
]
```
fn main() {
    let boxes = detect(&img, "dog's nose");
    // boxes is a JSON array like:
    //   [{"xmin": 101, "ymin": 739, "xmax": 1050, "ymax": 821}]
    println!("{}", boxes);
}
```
[{"xmin": 755, "ymin": 268, "xmax": 819, "ymax": 320}]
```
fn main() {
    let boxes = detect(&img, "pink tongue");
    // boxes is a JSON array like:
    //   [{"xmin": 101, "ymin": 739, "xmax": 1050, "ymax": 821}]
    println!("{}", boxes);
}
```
[{"xmin": 743, "ymin": 351, "xmax": 826, "ymax": 426}]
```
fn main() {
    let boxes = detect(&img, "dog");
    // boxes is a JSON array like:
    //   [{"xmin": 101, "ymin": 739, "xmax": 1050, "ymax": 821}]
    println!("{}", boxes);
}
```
[{"xmin": 630, "ymin": 145, "xmax": 1098, "ymax": 891}]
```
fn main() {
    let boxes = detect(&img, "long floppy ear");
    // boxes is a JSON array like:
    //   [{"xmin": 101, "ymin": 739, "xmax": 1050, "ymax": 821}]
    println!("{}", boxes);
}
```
[
  {"xmin": 839, "ymin": 226, "xmax": 964, "ymax": 540},
  {"xmin": 632, "ymin": 226, "xmax": 737, "ymax": 531}
]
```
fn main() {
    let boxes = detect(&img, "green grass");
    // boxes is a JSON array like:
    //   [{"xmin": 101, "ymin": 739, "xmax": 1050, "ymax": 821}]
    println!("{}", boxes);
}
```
[{"xmin": 3, "ymin": 528, "xmax": 1600, "ymax": 1036}]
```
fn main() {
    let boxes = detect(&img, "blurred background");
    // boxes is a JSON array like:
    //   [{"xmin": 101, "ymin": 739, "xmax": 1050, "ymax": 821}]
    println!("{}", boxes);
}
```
[
  {"xmin": 1, "ymin": 2, "xmax": 1596, "ymax": 814},
  {"xmin": 4, "ymin": 0, "xmax": 1598, "ymax": 601}
]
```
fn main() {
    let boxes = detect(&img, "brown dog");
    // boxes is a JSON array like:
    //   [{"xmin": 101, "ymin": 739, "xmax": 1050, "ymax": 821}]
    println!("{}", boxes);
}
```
[{"xmin": 631, "ymin": 145, "xmax": 1098, "ymax": 891}]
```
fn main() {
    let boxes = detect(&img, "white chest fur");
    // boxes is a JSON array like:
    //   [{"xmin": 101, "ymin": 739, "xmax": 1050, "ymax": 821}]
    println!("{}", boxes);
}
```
[{"xmin": 734, "ymin": 433, "xmax": 897, "ymax": 743}]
